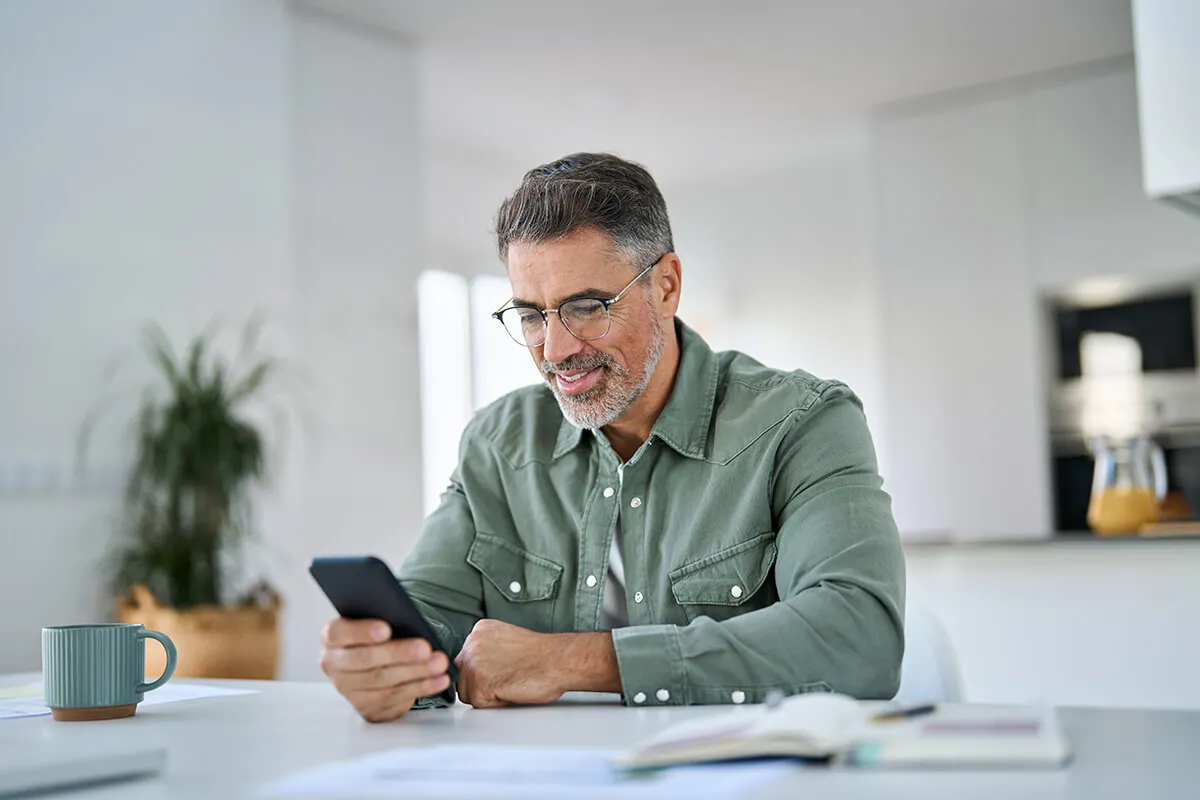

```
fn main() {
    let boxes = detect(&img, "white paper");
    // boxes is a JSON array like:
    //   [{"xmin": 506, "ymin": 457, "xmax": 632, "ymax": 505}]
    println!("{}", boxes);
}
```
[
  {"xmin": 0, "ymin": 682, "xmax": 257, "ymax": 720},
  {"xmin": 0, "ymin": 695, "xmax": 50, "ymax": 720},
  {"xmin": 264, "ymin": 744, "xmax": 793, "ymax": 800},
  {"xmin": 141, "ymin": 682, "xmax": 258, "ymax": 706},
  {"xmin": 0, "ymin": 684, "xmax": 42, "ymax": 700}
]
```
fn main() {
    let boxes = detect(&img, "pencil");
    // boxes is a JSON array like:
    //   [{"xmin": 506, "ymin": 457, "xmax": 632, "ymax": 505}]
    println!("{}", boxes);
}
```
[{"xmin": 871, "ymin": 703, "xmax": 937, "ymax": 722}]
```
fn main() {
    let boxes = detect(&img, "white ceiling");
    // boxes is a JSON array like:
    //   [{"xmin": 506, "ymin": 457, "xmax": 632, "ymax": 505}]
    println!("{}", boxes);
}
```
[{"xmin": 305, "ymin": 0, "xmax": 1133, "ymax": 180}]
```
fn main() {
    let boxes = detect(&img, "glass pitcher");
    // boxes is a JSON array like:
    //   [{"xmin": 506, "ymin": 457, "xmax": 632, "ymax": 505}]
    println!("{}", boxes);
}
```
[{"xmin": 1087, "ymin": 435, "xmax": 1168, "ymax": 535}]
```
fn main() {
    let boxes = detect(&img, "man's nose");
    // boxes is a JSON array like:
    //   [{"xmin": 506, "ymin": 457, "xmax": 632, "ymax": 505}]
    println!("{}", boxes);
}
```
[{"xmin": 542, "ymin": 312, "xmax": 584, "ymax": 364}]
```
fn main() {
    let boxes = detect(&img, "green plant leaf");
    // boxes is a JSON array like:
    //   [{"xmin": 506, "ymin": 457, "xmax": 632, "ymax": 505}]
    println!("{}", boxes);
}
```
[
  {"xmin": 185, "ymin": 335, "xmax": 206, "ymax": 390},
  {"xmin": 229, "ymin": 361, "xmax": 273, "ymax": 403},
  {"xmin": 238, "ymin": 314, "xmax": 265, "ymax": 367},
  {"xmin": 108, "ymin": 320, "xmax": 286, "ymax": 609},
  {"xmin": 142, "ymin": 324, "xmax": 180, "ymax": 383}
]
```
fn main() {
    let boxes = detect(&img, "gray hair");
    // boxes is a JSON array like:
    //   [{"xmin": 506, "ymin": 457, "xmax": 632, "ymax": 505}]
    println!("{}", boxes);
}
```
[{"xmin": 494, "ymin": 153, "xmax": 674, "ymax": 272}]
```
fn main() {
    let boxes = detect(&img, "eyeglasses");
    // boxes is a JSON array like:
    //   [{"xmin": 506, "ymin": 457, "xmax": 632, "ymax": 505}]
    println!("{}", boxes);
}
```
[{"xmin": 492, "ymin": 260, "xmax": 660, "ymax": 348}]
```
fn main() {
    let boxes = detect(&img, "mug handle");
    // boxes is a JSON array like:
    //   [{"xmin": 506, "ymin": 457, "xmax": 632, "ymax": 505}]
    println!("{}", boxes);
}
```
[{"xmin": 136, "ymin": 629, "xmax": 178, "ymax": 694}]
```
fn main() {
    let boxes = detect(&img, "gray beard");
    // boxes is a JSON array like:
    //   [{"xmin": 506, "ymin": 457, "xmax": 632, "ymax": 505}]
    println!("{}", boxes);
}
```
[{"xmin": 545, "ymin": 320, "xmax": 668, "ymax": 430}]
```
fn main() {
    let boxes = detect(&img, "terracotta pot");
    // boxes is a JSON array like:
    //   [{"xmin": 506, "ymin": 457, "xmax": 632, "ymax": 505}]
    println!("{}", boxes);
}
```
[{"xmin": 115, "ymin": 584, "xmax": 281, "ymax": 680}]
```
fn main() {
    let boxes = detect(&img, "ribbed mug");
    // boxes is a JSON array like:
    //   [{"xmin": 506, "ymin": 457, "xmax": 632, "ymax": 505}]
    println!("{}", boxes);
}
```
[{"xmin": 42, "ymin": 623, "xmax": 177, "ymax": 721}]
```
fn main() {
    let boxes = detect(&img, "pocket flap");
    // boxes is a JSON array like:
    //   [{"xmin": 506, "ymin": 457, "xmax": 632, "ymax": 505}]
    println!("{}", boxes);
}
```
[
  {"xmin": 467, "ymin": 532, "xmax": 563, "ymax": 602},
  {"xmin": 669, "ymin": 532, "xmax": 777, "ymax": 606}
]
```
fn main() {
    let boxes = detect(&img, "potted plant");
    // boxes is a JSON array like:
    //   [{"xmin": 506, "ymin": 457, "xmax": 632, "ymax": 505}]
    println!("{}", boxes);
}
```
[{"xmin": 83, "ymin": 321, "xmax": 284, "ymax": 680}]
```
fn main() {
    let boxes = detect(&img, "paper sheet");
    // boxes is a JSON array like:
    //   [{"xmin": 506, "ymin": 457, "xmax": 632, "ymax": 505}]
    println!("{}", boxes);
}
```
[
  {"xmin": 0, "ymin": 695, "xmax": 50, "ymax": 720},
  {"xmin": 264, "ymin": 744, "xmax": 793, "ymax": 800},
  {"xmin": 0, "ymin": 682, "xmax": 258, "ymax": 719}
]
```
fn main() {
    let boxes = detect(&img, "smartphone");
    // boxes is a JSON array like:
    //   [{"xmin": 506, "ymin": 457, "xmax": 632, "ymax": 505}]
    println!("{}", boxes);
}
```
[{"xmin": 309, "ymin": 555, "xmax": 458, "ymax": 682}]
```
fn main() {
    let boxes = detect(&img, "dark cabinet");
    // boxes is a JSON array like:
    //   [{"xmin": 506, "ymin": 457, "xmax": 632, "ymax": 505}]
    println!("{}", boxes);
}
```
[{"xmin": 1053, "ymin": 291, "xmax": 1196, "ymax": 380}]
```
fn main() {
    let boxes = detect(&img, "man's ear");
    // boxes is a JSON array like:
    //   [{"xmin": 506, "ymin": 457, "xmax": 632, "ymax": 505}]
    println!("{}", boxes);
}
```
[{"xmin": 656, "ymin": 254, "xmax": 683, "ymax": 318}]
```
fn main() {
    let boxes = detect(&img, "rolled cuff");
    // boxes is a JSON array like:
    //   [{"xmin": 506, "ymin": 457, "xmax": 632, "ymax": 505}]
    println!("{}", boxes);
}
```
[{"xmin": 611, "ymin": 624, "xmax": 686, "ymax": 706}]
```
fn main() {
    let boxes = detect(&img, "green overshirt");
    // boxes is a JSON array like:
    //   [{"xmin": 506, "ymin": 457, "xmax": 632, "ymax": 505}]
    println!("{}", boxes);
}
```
[{"xmin": 401, "ymin": 319, "xmax": 905, "ymax": 706}]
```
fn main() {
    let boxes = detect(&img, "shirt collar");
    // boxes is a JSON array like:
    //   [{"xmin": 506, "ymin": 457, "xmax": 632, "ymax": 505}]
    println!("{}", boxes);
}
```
[
  {"xmin": 552, "ymin": 414, "xmax": 585, "ymax": 459},
  {"xmin": 551, "ymin": 318, "xmax": 719, "ymax": 461},
  {"xmin": 647, "ymin": 319, "xmax": 719, "ymax": 460}
]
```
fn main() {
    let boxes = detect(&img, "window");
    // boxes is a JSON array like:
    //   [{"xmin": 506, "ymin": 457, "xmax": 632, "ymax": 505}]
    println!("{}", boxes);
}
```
[{"xmin": 417, "ymin": 270, "xmax": 536, "ymax": 515}]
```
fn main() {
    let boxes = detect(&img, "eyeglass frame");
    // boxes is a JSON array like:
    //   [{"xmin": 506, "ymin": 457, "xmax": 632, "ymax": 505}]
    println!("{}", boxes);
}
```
[{"xmin": 490, "ymin": 258, "xmax": 662, "ymax": 348}]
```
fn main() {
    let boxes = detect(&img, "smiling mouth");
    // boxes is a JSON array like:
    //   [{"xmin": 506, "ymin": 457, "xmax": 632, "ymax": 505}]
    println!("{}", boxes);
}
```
[{"xmin": 553, "ymin": 366, "xmax": 604, "ymax": 397}]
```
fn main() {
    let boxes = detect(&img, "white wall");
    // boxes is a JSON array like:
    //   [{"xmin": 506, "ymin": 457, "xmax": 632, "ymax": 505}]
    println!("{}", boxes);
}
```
[
  {"xmin": 0, "ymin": 0, "xmax": 293, "ymax": 675},
  {"xmin": 0, "ymin": 1, "xmax": 424, "ymax": 681},
  {"xmin": 1025, "ymin": 66, "xmax": 1200, "ymax": 289},
  {"xmin": 283, "ymin": 7, "xmax": 425, "ymax": 681},
  {"xmin": 423, "ymin": 142, "xmax": 524, "ymax": 280},
  {"xmin": 907, "ymin": 541, "xmax": 1200, "ymax": 709},
  {"xmin": 874, "ymin": 89, "xmax": 1049, "ymax": 539},
  {"xmin": 667, "ymin": 131, "xmax": 889, "ymax": 471},
  {"xmin": 873, "ymin": 59, "xmax": 1200, "ymax": 539}
]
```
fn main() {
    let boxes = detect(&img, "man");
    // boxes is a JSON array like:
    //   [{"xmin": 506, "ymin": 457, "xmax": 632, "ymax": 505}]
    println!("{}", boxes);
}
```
[{"xmin": 321, "ymin": 153, "xmax": 905, "ymax": 721}]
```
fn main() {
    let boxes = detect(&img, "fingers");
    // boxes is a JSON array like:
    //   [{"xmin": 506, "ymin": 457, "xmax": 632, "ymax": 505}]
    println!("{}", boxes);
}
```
[
  {"xmin": 454, "ymin": 654, "xmax": 505, "ymax": 709},
  {"xmin": 405, "ymin": 673, "xmax": 453, "ymax": 700},
  {"xmin": 323, "ymin": 649, "xmax": 451, "ymax": 723},
  {"xmin": 352, "ymin": 674, "xmax": 453, "ymax": 723},
  {"xmin": 465, "ymin": 693, "xmax": 508, "ymax": 709},
  {"xmin": 322, "ymin": 637, "xmax": 433, "ymax": 674},
  {"xmin": 320, "ymin": 617, "xmax": 457, "ymax": 722},
  {"xmin": 336, "ymin": 652, "xmax": 449, "ymax": 692},
  {"xmin": 322, "ymin": 617, "xmax": 391, "ymax": 647}
]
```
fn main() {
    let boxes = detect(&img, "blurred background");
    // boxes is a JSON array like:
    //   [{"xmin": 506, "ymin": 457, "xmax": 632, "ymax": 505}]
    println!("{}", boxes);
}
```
[{"xmin": 3, "ymin": 0, "xmax": 1200, "ymax": 709}]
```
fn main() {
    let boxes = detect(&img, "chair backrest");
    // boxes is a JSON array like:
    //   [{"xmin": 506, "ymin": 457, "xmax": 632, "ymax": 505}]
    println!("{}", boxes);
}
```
[{"xmin": 894, "ymin": 603, "xmax": 964, "ymax": 703}]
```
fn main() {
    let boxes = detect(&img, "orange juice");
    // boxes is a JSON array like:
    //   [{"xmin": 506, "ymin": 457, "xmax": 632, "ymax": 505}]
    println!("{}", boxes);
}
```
[{"xmin": 1087, "ymin": 487, "xmax": 1160, "ymax": 535}]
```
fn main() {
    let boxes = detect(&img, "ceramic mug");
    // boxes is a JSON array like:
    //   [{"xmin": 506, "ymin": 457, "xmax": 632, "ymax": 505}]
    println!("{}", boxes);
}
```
[{"xmin": 42, "ymin": 623, "xmax": 177, "ymax": 721}]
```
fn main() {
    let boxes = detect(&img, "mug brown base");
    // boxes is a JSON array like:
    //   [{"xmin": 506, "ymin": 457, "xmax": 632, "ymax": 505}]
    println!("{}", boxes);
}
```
[{"xmin": 50, "ymin": 704, "xmax": 137, "ymax": 721}]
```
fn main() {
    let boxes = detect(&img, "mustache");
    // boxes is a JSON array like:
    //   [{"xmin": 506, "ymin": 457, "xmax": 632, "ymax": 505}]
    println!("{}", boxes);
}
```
[{"xmin": 540, "ymin": 353, "xmax": 615, "ymax": 378}]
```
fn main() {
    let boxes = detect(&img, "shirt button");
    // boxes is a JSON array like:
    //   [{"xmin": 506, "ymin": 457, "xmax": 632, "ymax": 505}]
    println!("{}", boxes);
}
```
[
  {"xmin": 630, "ymin": 497, "xmax": 642, "ymax": 509},
  {"xmin": 632, "ymin": 692, "xmax": 646, "ymax": 704},
  {"xmin": 603, "ymin": 487, "xmax": 615, "ymax": 498},
  {"xmin": 730, "ymin": 584, "xmax": 743, "ymax": 599},
  {"xmin": 656, "ymin": 689, "xmax": 670, "ymax": 703},
  {"xmin": 634, "ymin": 591, "xmax": 644, "ymax": 603},
  {"xmin": 509, "ymin": 581, "xmax": 522, "ymax": 594},
  {"xmin": 731, "ymin": 691, "xmax": 746, "ymax": 705},
  {"xmin": 586, "ymin": 574, "xmax": 598, "ymax": 588}
]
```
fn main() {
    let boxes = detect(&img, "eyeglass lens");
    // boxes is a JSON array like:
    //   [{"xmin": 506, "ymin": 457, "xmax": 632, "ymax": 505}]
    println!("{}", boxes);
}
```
[{"xmin": 500, "ymin": 298, "xmax": 611, "ymax": 347}]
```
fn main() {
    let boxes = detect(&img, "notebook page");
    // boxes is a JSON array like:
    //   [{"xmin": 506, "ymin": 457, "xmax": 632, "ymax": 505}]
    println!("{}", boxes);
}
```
[{"xmin": 750, "ymin": 693, "xmax": 864, "ymax": 744}]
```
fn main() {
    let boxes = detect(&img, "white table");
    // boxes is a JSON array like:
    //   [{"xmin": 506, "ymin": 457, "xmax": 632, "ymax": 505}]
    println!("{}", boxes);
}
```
[{"xmin": 2, "ymin": 675, "xmax": 1197, "ymax": 799}]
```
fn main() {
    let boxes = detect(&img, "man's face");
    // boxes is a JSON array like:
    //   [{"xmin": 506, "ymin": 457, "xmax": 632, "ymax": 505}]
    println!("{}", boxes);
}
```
[{"xmin": 505, "ymin": 228, "xmax": 666, "ymax": 429}]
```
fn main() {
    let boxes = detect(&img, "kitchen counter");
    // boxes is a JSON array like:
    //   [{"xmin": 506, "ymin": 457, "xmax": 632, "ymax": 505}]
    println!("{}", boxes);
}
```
[
  {"xmin": 904, "ymin": 534, "xmax": 1200, "ymax": 711},
  {"xmin": 902, "ymin": 529, "xmax": 1200, "ymax": 548}
]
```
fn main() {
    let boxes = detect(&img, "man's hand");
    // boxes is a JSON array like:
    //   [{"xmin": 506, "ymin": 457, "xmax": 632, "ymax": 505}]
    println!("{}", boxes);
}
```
[
  {"xmin": 455, "ymin": 619, "xmax": 620, "ymax": 708},
  {"xmin": 320, "ymin": 618, "xmax": 452, "ymax": 722}
]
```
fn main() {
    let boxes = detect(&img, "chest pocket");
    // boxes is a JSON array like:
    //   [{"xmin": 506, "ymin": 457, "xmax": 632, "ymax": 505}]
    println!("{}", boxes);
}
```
[
  {"xmin": 669, "ymin": 532, "xmax": 777, "ymax": 623},
  {"xmin": 467, "ymin": 531, "xmax": 563, "ymax": 632}
]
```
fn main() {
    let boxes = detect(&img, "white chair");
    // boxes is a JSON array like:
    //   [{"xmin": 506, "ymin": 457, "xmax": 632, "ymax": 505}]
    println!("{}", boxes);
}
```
[{"xmin": 894, "ymin": 603, "xmax": 964, "ymax": 703}]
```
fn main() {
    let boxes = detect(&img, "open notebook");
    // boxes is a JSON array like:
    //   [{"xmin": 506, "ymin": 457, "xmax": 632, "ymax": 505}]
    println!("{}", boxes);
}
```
[{"xmin": 615, "ymin": 693, "xmax": 1072, "ymax": 770}]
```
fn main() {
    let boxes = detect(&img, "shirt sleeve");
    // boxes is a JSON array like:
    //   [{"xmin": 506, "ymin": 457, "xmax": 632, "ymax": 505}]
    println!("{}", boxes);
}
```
[
  {"xmin": 397, "ymin": 429, "xmax": 489, "ymax": 709},
  {"xmin": 611, "ymin": 385, "xmax": 906, "ymax": 705}
]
